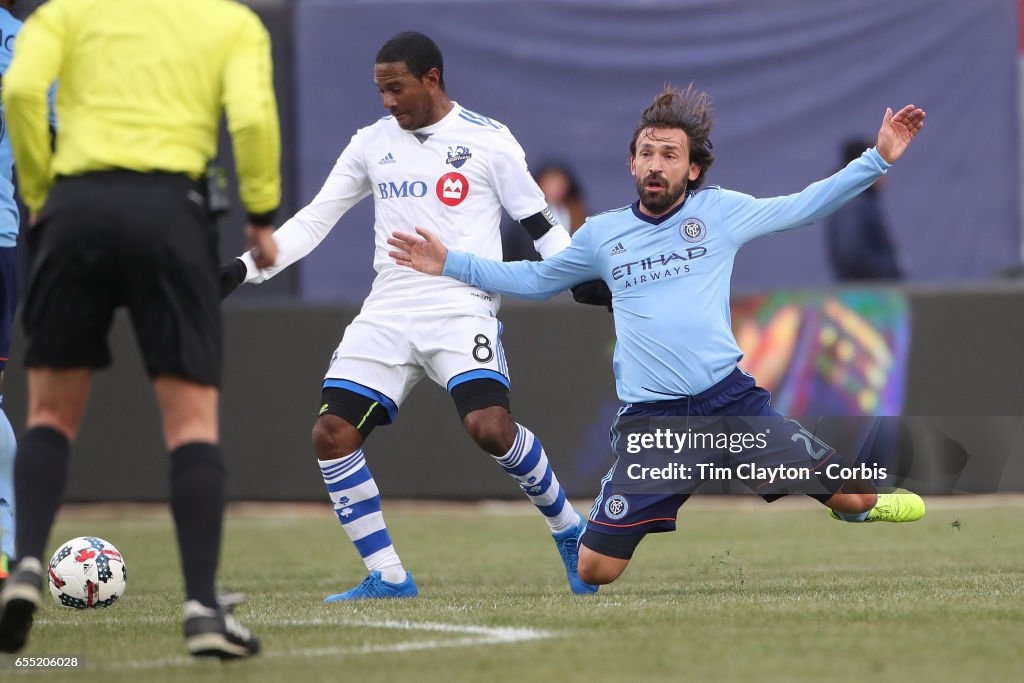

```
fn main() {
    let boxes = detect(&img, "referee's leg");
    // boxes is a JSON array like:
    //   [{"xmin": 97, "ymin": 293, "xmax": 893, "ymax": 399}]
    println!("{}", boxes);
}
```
[
  {"xmin": 0, "ymin": 368, "xmax": 90, "ymax": 652},
  {"xmin": 16, "ymin": 368, "xmax": 92, "ymax": 562},
  {"xmin": 153, "ymin": 376, "xmax": 224, "ymax": 610},
  {"xmin": 155, "ymin": 377, "xmax": 219, "ymax": 449}
]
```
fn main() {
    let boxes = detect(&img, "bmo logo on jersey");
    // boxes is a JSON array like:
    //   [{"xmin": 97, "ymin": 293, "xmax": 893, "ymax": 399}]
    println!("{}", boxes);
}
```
[
  {"xmin": 378, "ymin": 181, "xmax": 428, "ymax": 200},
  {"xmin": 436, "ymin": 172, "xmax": 469, "ymax": 206}
]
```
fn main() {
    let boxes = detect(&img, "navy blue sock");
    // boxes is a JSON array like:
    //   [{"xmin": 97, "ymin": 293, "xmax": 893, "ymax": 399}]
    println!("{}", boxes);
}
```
[{"xmin": 14, "ymin": 427, "xmax": 71, "ymax": 562}]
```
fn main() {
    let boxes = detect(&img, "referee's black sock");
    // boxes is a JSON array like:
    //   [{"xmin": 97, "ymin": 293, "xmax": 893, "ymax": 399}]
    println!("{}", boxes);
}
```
[
  {"xmin": 169, "ymin": 442, "xmax": 225, "ymax": 609},
  {"xmin": 14, "ymin": 427, "xmax": 72, "ymax": 563}
]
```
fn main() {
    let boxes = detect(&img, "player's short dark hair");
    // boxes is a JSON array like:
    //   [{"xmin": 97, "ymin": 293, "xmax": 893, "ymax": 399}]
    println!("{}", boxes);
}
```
[
  {"xmin": 376, "ymin": 31, "xmax": 445, "ymax": 90},
  {"xmin": 630, "ymin": 83, "xmax": 715, "ymax": 191}
]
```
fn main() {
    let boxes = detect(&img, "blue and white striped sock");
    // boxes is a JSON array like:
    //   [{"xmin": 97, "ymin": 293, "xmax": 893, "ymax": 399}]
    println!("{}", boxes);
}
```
[
  {"xmin": 494, "ymin": 424, "xmax": 578, "ymax": 533},
  {"xmin": 319, "ymin": 450, "xmax": 405, "ymax": 583}
]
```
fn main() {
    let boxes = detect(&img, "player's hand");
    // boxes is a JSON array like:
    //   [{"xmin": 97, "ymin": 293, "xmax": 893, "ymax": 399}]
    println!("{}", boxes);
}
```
[
  {"xmin": 388, "ymin": 227, "xmax": 448, "ymax": 275},
  {"xmin": 876, "ymin": 104, "xmax": 926, "ymax": 164},
  {"xmin": 29, "ymin": 211, "xmax": 38, "ymax": 227},
  {"xmin": 246, "ymin": 223, "xmax": 277, "ymax": 268}
]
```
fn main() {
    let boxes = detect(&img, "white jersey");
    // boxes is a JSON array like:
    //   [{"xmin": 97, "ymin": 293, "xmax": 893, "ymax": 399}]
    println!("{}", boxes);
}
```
[{"xmin": 242, "ymin": 102, "xmax": 568, "ymax": 311}]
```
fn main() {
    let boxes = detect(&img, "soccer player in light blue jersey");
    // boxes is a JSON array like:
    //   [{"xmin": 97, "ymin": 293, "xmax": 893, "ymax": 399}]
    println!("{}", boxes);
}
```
[
  {"xmin": 389, "ymin": 84, "xmax": 927, "ymax": 587},
  {"xmin": 0, "ymin": 0, "xmax": 54, "ymax": 587},
  {"xmin": 0, "ymin": 0, "xmax": 25, "ymax": 585}
]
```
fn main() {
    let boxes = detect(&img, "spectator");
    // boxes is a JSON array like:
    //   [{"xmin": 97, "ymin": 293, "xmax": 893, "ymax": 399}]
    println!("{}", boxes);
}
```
[
  {"xmin": 503, "ymin": 161, "xmax": 588, "ymax": 261},
  {"xmin": 825, "ymin": 138, "xmax": 904, "ymax": 281}
]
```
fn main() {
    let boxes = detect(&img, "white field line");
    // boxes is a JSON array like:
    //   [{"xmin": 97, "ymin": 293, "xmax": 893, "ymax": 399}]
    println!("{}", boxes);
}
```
[
  {"xmin": 37, "ymin": 615, "xmax": 551, "ymax": 633},
  {"xmin": 32, "ymin": 617, "xmax": 557, "ymax": 671}
]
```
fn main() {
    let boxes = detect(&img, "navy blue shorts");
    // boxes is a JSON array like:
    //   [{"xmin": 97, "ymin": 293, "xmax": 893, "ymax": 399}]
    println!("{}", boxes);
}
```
[
  {"xmin": 586, "ymin": 368, "xmax": 844, "ymax": 542},
  {"xmin": 0, "ymin": 246, "xmax": 16, "ymax": 371}
]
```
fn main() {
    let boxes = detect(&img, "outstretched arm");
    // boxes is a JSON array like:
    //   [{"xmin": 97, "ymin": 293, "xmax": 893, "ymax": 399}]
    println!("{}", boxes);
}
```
[
  {"xmin": 725, "ymin": 104, "xmax": 925, "ymax": 245},
  {"xmin": 389, "ymin": 227, "xmax": 601, "ymax": 301},
  {"xmin": 236, "ymin": 134, "xmax": 372, "ymax": 285}
]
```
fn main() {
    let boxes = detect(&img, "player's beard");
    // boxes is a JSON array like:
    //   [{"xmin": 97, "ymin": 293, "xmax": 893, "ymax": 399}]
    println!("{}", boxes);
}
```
[{"xmin": 636, "ymin": 172, "xmax": 687, "ymax": 215}]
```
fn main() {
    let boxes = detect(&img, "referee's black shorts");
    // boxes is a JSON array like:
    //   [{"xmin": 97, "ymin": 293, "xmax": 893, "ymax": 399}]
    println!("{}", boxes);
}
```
[{"xmin": 22, "ymin": 170, "xmax": 223, "ymax": 386}]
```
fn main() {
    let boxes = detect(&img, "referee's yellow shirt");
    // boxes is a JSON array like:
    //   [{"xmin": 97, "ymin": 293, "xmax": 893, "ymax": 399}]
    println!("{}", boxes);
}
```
[{"xmin": 3, "ymin": 0, "xmax": 281, "ymax": 216}]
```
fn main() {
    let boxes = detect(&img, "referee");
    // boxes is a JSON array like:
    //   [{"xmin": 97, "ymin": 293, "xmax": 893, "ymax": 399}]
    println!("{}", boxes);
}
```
[{"xmin": 0, "ymin": 0, "xmax": 280, "ymax": 659}]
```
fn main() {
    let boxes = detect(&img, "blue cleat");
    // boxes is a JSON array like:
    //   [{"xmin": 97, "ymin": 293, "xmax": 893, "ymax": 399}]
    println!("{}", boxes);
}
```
[
  {"xmin": 324, "ymin": 571, "xmax": 418, "ymax": 602},
  {"xmin": 552, "ymin": 513, "xmax": 598, "ymax": 595}
]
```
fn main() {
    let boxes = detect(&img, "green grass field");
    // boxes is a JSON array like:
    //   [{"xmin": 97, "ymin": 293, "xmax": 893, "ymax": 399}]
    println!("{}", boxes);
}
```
[{"xmin": 4, "ymin": 497, "xmax": 1022, "ymax": 682}]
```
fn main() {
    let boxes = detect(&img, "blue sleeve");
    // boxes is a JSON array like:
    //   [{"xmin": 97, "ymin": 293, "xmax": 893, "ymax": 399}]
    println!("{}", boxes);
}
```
[
  {"xmin": 721, "ymin": 147, "xmax": 891, "ymax": 246},
  {"xmin": 443, "ymin": 226, "xmax": 600, "ymax": 300},
  {"xmin": 48, "ymin": 83, "xmax": 58, "ymax": 129}
]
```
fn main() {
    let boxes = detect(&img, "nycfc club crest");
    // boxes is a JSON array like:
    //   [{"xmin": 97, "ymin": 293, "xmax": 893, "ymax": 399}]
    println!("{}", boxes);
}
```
[
  {"xmin": 604, "ymin": 494, "xmax": 629, "ymax": 520},
  {"xmin": 680, "ymin": 217, "xmax": 706, "ymax": 243},
  {"xmin": 445, "ymin": 145, "xmax": 472, "ymax": 168}
]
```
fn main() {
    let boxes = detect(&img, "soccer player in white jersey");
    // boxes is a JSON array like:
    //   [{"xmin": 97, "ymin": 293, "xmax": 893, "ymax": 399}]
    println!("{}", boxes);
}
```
[
  {"xmin": 221, "ymin": 32, "xmax": 597, "ymax": 599},
  {"xmin": 389, "ymin": 85, "xmax": 927, "ymax": 587}
]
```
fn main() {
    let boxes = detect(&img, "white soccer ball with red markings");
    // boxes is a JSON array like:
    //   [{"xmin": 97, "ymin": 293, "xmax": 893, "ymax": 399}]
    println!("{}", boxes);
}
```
[{"xmin": 47, "ymin": 537, "xmax": 128, "ymax": 609}]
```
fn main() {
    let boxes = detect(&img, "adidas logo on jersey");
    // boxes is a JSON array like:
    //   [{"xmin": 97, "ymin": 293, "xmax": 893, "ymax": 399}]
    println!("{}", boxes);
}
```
[
  {"xmin": 610, "ymin": 242, "xmax": 627, "ymax": 256},
  {"xmin": 378, "ymin": 152, "xmax": 396, "ymax": 165}
]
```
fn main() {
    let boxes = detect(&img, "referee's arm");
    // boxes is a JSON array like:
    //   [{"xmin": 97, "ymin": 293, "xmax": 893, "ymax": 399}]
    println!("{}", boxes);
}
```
[
  {"xmin": 3, "ymin": 1, "xmax": 65, "ymax": 214},
  {"xmin": 223, "ymin": 11, "xmax": 281, "ymax": 227}
]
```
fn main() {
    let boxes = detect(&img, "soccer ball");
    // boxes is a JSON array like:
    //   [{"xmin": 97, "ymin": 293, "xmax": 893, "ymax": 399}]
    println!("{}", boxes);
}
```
[{"xmin": 47, "ymin": 537, "xmax": 128, "ymax": 609}]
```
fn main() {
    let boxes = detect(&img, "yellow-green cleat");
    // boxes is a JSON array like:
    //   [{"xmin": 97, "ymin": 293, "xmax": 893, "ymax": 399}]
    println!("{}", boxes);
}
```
[{"xmin": 830, "ymin": 488, "xmax": 926, "ymax": 523}]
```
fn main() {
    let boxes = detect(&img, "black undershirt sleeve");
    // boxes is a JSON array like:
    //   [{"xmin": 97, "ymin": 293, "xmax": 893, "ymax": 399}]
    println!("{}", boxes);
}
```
[{"xmin": 518, "ymin": 208, "xmax": 558, "ymax": 240}]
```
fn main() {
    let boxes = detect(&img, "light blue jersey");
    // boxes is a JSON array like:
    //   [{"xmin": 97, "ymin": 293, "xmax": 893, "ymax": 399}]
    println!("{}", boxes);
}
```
[
  {"xmin": 0, "ymin": 8, "xmax": 22, "ymax": 244},
  {"xmin": 444, "ymin": 148, "xmax": 891, "ymax": 403}
]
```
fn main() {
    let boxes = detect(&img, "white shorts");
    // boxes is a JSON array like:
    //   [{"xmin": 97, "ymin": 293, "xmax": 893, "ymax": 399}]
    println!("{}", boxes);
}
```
[{"xmin": 324, "ymin": 307, "xmax": 510, "ymax": 423}]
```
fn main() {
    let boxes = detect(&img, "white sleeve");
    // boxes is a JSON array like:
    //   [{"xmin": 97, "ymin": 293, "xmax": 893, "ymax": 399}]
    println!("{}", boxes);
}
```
[
  {"xmin": 243, "ymin": 131, "xmax": 372, "ymax": 283},
  {"xmin": 488, "ymin": 129, "xmax": 548, "ymax": 221},
  {"xmin": 487, "ymin": 129, "xmax": 571, "ymax": 260},
  {"xmin": 532, "ymin": 224, "xmax": 571, "ymax": 259}
]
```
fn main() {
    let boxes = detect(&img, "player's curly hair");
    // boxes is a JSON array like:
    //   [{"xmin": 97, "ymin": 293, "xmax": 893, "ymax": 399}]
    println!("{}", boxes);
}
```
[{"xmin": 630, "ymin": 83, "xmax": 715, "ymax": 191}]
